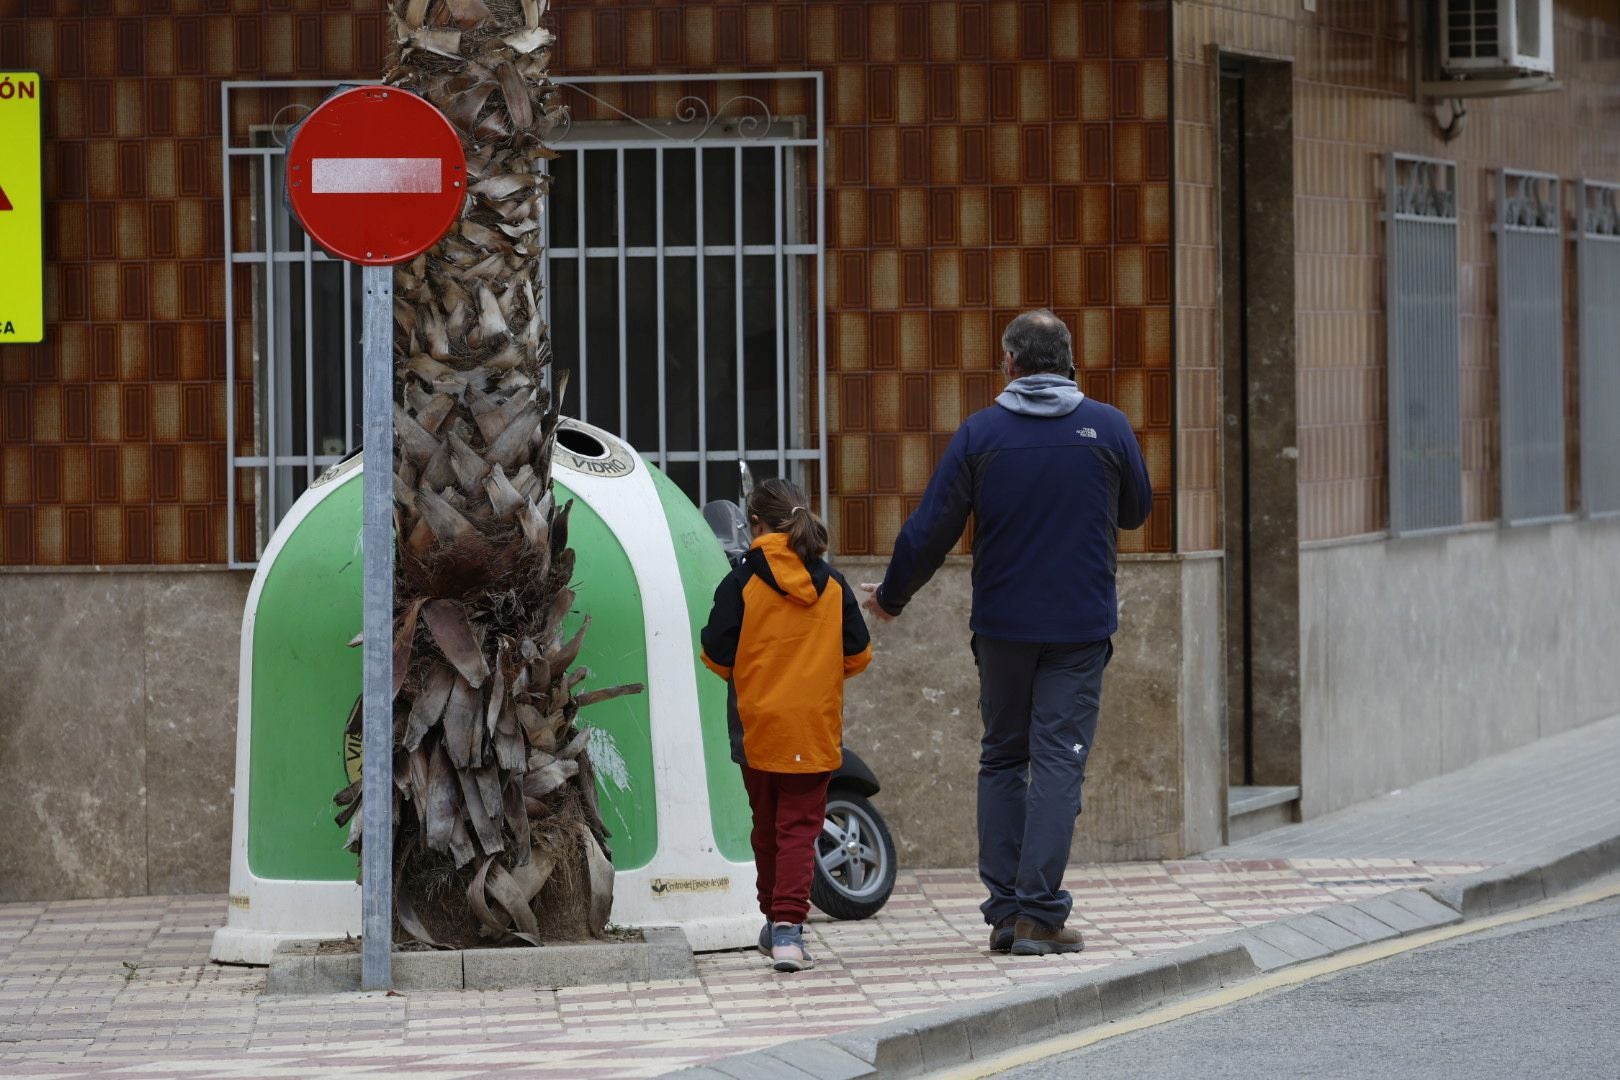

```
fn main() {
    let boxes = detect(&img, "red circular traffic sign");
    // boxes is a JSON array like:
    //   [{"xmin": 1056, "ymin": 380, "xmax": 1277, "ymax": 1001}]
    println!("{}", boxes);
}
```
[{"xmin": 286, "ymin": 86, "xmax": 467, "ymax": 266}]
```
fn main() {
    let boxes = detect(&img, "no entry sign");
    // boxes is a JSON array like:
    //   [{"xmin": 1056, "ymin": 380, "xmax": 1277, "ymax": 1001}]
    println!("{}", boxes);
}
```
[
  {"xmin": 285, "ymin": 84, "xmax": 469, "ymax": 992},
  {"xmin": 287, "ymin": 86, "xmax": 466, "ymax": 265}
]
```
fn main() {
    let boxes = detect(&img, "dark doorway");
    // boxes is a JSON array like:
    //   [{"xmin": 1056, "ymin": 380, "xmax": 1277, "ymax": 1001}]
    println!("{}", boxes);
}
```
[{"xmin": 1218, "ymin": 56, "xmax": 1302, "ymax": 837}]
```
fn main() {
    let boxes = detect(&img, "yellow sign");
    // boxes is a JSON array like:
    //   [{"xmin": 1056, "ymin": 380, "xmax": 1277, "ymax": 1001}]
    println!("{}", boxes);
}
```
[{"xmin": 0, "ymin": 72, "xmax": 43, "ymax": 343}]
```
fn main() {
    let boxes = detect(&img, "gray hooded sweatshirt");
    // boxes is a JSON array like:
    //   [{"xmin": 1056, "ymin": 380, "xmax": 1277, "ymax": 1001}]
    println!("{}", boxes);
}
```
[{"xmin": 995, "ymin": 373, "xmax": 1086, "ymax": 418}]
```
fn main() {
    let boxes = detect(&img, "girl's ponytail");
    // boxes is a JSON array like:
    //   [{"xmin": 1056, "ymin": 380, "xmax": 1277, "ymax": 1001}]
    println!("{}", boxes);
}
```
[
  {"xmin": 747, "ymin": 478, "xmax": 829, "ymax": 564},
  {"xmin": 785, "ymin": 502, "xmax": 830, "ymax": 566}
]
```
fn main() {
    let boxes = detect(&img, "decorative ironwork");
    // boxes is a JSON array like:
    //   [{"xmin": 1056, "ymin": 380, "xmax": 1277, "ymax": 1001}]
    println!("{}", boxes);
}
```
[
  {"xmin": 1582, "ymin": 181, "xmax": 1620, "ymax": 238},
  {"xmin": 547, "ymin": 83, "xmax": 776, "ymax": 145},
  {"xmin": 537, "ymin": 71, "xmax": 825, "ymax": 513},
  {"xmin": 268, "ymin": 103, "xmax": 314, "ymax": 148},
  {"xmin": 1495, "ymin": 170, "xmax": 1566, "ymax": 524},
  {"xmin": 1501, "ymin": 171, "xmax": 1559, "ymax": 231},
  {"xmin": 1579, "ymin": 179, "xmax": 1620, "ymax": 516},
  {"xmin": 223, "ymin": 74, "xmax": 827, "ymax": 564},
  {"xmin": 224, "ymin": 80, "xmax": 371, "ymax": 567},
  {"xmin": 1391, "ymin": 156, "xmax": 1457, "ymax": 220}
]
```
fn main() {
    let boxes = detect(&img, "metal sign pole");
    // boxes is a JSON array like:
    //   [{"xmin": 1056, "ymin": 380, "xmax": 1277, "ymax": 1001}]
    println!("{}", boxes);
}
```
[
  {"xmin": 285, "ymin": 86, "xmax": 462, "ymax": 990},
  {"xmin": 360, "ymin": 262, "xmax": 395, "ymax": 991}
]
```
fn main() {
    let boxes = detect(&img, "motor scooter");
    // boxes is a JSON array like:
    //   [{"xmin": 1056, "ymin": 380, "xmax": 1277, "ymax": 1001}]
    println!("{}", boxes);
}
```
[{"xmin": 701, "ymin": 468, "xmax": 898, "ymax": 920}]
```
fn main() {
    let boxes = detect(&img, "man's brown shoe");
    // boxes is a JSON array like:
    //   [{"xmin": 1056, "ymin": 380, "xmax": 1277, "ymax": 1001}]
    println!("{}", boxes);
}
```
[
  {"xmin": 988, "ymin": 915, "xmax": 1018, "ymax": 953},
  {"xmin": 1010, "ymin": 916, "xmax": 1084, "ymax": 955}
]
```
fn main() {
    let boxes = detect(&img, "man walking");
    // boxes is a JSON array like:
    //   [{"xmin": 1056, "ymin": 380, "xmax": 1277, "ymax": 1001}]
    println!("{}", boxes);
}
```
[{"xmin": 862, "ymin": 309, "xmax": 1152, "ymax": 955}]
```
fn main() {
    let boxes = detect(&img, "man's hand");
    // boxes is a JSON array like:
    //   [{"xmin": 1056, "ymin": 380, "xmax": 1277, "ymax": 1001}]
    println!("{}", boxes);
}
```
[{"xmin": 860, "ymin": 583, "xmax": 897, "ymax": 623}]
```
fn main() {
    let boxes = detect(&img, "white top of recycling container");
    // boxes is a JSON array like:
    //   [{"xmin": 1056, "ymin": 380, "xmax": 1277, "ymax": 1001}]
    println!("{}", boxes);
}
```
[
  {"xmin": 304, "ymin": 417, "xmax": 637, "ymax": 494},
  {"xmin": 552, "ymin": 417, "xmax": 638, "ymax": 479}
]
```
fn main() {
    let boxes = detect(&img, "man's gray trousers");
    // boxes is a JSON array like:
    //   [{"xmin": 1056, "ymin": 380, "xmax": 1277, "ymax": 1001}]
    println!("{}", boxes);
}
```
[{"xmin": 973, "ymin": 635, "xmax": 1112, "ymax": 929}]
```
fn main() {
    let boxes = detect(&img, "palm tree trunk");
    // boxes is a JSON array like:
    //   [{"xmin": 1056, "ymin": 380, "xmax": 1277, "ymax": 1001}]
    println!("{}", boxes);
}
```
[{"xmin": 335, "ymin": 0, "xmax": 639, "ymax": 948}]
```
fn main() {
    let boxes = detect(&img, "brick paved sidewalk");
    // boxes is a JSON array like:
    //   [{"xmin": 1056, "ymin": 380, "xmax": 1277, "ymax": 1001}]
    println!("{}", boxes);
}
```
[
  {"xmin": 1211, "ymin": 713, "xmax": 1620, "ymax": 861},
  {"xmin": 0, "ymin": 859, "xmax": 1482, "ymax": 1079},
  {"xmin": 10, "ymin": 716, "xmax": 1615, "ymax": 1078}
]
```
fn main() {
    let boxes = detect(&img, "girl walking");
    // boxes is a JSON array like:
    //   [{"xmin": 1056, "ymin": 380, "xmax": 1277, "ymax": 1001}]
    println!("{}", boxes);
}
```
[{"xmin": 700, "ymin": 479, "xmax": 873, "ymax": 972}]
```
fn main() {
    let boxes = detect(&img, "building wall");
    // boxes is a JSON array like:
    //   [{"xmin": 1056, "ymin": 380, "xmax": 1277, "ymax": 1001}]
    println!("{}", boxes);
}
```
[
  {"xmin": 0, "ymin": 1, "xmax": 1177, "ymax": 567},
  {"xmin": 0, "ymin": 570, "xmax": 249, "ymax": 902},
  {"xmin": 840, "ymin": 554, "xmax": 1224, "ymax": 867},
  {"xmin": 0, "ymin": 1, "xmax": 388, "ymax": 566},
  {"xmin": 1299, "ymin": 519, "xmax": 1620, "ymax": 818},
  {"xmin": 0, "ymin": 0, "xmax": 389, "ymax": 901},
  {"xmin": 0, "ymin": 555, "xmax": 1224, "ymax": 903},
  {"xmin": 1174, "ymin": 0, "xmax": 1620, "ymax": 548},
  {"xmin": 1173, "ymin": 0, "xmax": 1620, "ymax": 819},
  {"xmin": 0, "ymin": 0, "xmax": 1198, "ymax": 898},
  {"xmin": 10, "ymin": 0, "xmax": 1611, "ymax": 897},
  {"xmin": 549, "ymin": 0, "xmax": 1177, "ymax": 556}
]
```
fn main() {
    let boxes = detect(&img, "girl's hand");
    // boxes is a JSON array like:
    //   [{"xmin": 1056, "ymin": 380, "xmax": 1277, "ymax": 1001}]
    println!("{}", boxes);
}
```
[{"xmin": 860, "ymin": 584, "xmax": 897, "ymax": 623}]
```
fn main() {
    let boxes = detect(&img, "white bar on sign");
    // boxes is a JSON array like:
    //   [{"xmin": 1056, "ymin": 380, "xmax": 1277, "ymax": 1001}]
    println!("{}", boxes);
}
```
[{"xmin": 311, "ymin": 157, "xmax": 442, "ymax": 194}]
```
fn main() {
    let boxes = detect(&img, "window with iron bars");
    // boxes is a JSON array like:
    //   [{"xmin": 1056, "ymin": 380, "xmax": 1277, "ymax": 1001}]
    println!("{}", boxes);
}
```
[
  {"xmin": 223, "ymin": 84, "xmax": 371, "ymax": 567},
  {"xmin": 1579, "ymin": 179, "xmax": 1620, "ymax": 517},
  {"xmin": 541, "ymin": 115, "xmax": 819, "ymax": 510},
  {"xmin": 225, "ymin": 77, "xmax": 826, "ymax": 566},
  {"xmin": 1385, "ymin": 154, "xmax": 1464, "ymax": 536},
  {"xmin": 1495, "ymin": 169, "xmax": 1566, "ymax": 525}
]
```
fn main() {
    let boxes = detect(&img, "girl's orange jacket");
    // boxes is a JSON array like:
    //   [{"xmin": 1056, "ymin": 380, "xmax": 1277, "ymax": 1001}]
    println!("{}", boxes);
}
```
[{"xmin": 699, "ymin": 532, "xmax": 873, "ymax": 774}]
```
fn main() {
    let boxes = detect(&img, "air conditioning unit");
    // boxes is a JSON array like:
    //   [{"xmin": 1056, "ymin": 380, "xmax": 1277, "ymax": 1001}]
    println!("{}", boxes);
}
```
[{"xmin": 1441, "ymin": 0, "xmax": 1555, "ymax": 77}]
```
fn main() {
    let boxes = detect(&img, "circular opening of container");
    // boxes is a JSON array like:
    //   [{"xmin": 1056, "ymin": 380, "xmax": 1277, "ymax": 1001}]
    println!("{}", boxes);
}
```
[{"xmin": 556, "ymin": 426, "xmax": 610, "ymax": 460}]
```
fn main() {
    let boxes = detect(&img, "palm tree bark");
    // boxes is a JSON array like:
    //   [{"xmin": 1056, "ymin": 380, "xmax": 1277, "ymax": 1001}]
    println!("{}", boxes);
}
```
[{"xmin": 335, "ymin": 0, "xmax": 639, "ymax": 948}]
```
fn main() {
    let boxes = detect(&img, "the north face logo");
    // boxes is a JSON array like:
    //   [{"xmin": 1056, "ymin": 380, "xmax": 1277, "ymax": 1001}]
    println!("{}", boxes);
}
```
[{"xmin": 1076, "ymin": 427, "xmax": 1097, "ymax": 439}]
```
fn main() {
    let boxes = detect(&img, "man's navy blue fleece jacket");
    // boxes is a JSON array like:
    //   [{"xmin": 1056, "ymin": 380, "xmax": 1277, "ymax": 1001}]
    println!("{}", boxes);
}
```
[{"xmin": 875, "ymin": 375, "xmax": 1152, "ymax": 643}]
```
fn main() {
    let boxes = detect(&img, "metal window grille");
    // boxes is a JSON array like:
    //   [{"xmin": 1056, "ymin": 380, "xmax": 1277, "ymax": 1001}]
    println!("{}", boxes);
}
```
[
  {"xmin": 223, "ymin": 81, "xmax": 368, "ymax": 568},
  {"xmin": 1579, "ymin": 179, "xmax": 1620, "ymax": 517},
  {"xmin": 222, "ymin": 75, "xmax": 826, "ymax": 567},
  {"xmin": 1496, "ymin": 169, "xmax": 1566, "ymax": 524},
  {"xmin": 540, "ymin": 74, "xmax": 826, "ymax": 513},
  {"xmin": 1386, "ymin": 154, "xmax": 1463, "ymax": 536}
]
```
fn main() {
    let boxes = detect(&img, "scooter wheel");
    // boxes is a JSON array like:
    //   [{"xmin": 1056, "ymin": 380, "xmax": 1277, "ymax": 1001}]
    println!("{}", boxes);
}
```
[{"xmin": 811, "ymin": 788, "xmax": 898, "ymax": 920}]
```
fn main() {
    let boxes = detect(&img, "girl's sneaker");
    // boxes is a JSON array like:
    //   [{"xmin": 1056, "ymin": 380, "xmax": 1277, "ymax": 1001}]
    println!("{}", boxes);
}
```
[
  {"xmin": 770, "ymin": 923, "xmax": 815, "ymax": 972},
  {"xmin": 757, "ymin": 922, "xmax": 773, "ymax": 956}
]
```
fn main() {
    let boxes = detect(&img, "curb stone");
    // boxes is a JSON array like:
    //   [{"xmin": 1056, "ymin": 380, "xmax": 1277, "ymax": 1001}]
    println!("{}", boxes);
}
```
[
  {"xmin": 1314, "ymin": 902, "xmax": 1402, "ymax": 944},
  {"xmin": 1352, "ymin": 891, "xmax": 1450, "ymax": 935},
  {"xmin": 1246, "ymin": 922, "xmax": 1334, "ymax": 965},
  {"xmin": 1095, "ymin": 956, "xmax": 1181, "ymax": 1020},
  {"xmin": 708, "ymin": 1053, "xmax": 820, "ymax": 1080},
  {"xmin": 665, "ymin": 831, "xmax": 1620, "ymax": 1079},
  {"xmin": 1421, "ymin": 833, "xmax": 1620, "ymax": 917},
  {"xmin": 1283, "ymin": 912, "xmax": 1366, "ymax": 953},
  {"xmin": 665, "ymin": 942, "xmax": 1254, "ymax": 1080},
  {"xmin": 1538, "ymin": 833, "xmax": 1620, "ymax": 897},
  {"xmin": 264, "ymin": 927, "xmax": 694, "ymax": 995},
  {"xmin": 754, "ymin": 1040, "xmax": 874, "ymax": 1080}
]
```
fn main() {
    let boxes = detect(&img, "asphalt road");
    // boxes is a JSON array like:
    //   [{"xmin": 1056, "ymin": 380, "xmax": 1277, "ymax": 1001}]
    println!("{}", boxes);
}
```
[{"xmin": 999, "ymin": 895, "xmax": 1620, "ymax": 1080}]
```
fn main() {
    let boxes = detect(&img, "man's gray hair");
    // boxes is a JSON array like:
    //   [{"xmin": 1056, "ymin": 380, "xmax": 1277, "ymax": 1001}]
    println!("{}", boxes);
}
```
[{"xmin": 1001, "ymin": 309, "xmax": 1075, "ymax": 377}]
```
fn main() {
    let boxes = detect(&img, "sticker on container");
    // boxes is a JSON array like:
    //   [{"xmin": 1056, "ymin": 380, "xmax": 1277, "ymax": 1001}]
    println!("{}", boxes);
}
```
[{"xmin": 650, "ymin": 876, "xmax": 731, "ymax": 896}]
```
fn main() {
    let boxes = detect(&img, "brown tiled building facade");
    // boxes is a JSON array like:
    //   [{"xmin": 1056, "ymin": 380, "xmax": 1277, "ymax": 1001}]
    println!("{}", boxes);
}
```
[
  {"xmin": 548, "ymin": 0, "xmax": 1176, "ymax": 556},
  {"xmin": 3, "ymin": 3, "xmax": 1617, "ymax": 555},
  {"xmin": 0, "ymin": 1, "xmax": 388, "ymax": 564},
  {"xmin": 0, "ymin": 0, "xmax": 1173, "ymax": 564}
]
